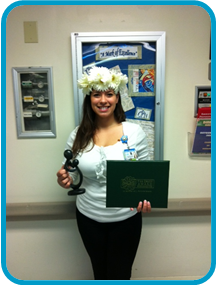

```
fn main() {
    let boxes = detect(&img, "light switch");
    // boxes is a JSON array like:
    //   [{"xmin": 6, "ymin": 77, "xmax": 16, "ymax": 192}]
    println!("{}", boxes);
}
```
[{"xmin": 24, "ymin": 21, "xmax": 38, "ymax": 43}]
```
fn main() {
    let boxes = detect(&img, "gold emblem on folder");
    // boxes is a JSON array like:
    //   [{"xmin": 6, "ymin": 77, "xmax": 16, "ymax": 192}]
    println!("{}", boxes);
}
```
[{"xmin": 121, "ymin": 176, "xmax": 155, "ymax": 192}]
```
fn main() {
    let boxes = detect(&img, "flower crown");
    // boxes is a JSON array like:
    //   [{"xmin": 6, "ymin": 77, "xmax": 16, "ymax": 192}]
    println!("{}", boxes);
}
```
[{"xmin": 77, "ymin": 66, "xmax": 128, "ymax": 95}]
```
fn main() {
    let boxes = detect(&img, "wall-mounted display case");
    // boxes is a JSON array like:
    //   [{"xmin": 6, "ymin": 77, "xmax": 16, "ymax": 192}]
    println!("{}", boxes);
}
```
[
  {"xmin": 71, "ymin": 31, "xmax": 166, "ymax": 160},
  {"xmin": 12, "ymin": 67, "xmax": 56, "ymax": 138}
]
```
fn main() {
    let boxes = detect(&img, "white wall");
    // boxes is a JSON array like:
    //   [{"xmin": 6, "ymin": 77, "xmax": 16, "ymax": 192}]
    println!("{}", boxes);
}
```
[
  {"xmin": 6, "ymin": 4, "xmax": 211, "ymax": 203},
  {"xmin": 6, "ymin": 215, "xmax": 211, "ymax": 281},
  {"xmin": 5, "ymin": 4, "xmax": 211, "ymax": 281}
]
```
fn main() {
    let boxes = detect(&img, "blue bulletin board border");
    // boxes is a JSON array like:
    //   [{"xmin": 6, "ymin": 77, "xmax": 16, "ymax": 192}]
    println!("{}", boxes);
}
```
[{"xmin": 1, "ymin": 0, "xmax": 215, "ymax": 284}]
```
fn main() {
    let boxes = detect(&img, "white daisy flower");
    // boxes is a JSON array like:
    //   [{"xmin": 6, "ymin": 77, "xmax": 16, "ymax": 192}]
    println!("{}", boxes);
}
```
[{"xmin": 77, "ymin": 66, "xmax": 128, "ymax": 95}]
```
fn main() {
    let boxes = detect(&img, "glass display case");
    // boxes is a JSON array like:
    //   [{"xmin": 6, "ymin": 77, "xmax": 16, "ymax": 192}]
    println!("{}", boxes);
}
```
[
  {"xmin": 12, "ymin": 66, "xmax": 56, "ymax": 138},
  {"xmin": 71, "ymin": 32, "xmax": 166, "ymax": 160}
]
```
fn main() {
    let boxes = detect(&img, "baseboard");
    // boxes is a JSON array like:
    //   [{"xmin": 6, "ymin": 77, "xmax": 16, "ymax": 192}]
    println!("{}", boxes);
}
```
[{"xmin": 131, "ymin": 276, "xmax": 204, "ymax": 280}]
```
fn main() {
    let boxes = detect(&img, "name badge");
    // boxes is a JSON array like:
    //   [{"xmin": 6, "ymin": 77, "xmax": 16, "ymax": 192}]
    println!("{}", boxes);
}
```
[{"xmin": 123, "ymin": 148, "xmax": 137, "ymax": 161}]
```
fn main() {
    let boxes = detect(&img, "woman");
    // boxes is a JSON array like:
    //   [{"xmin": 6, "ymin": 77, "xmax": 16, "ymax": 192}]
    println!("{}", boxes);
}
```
[{"xmin": 57, "ymin": 66, "xmax": 151, "ymax": 280}]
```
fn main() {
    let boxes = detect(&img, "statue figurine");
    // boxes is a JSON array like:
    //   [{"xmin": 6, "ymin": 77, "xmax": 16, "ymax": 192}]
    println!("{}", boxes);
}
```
[{"xmin": 64, "ymin": 149, "xmax": 85, "ymax": 195}]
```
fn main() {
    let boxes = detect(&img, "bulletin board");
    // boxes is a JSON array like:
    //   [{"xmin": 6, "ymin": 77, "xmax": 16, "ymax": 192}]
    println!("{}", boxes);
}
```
[{"xmin": 71, "ymin": 32, "xmax": 166, "ymax": 160}]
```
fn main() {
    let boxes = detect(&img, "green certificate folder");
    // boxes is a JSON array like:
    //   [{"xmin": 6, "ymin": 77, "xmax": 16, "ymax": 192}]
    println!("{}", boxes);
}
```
[{"xmin": 106, "ymin": 160, "xmax": 170, "ymax": 208}]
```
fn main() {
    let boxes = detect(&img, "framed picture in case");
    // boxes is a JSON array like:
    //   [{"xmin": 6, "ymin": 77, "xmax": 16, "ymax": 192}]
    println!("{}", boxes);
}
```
[{"xmin": 12, "ymin": 66, "xmax": 56, "ymax": 138}]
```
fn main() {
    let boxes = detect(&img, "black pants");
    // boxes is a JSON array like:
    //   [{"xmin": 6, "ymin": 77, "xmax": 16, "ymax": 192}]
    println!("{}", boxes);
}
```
[{"xmin": 76, "ymin": 208, "xmax": 142, "ymax": 280}]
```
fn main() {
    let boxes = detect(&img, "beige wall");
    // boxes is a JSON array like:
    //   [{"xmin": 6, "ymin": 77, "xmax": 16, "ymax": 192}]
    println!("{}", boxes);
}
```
[
  {"xmin": 5, "ymin": 4, "xmax": 211, "ymax": 281},
  {"xmin": 6, "ymin": 4, "xmax": 211, "ymax": 203},
  {"xmin": 6, "ymin": 215, "xmax": 211, "ymax": 280}
]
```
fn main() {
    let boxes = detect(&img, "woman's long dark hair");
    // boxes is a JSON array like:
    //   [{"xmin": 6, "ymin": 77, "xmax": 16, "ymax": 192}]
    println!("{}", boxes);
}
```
[{"xmin": 72, "ymin": 93, "xmax": 126, "ymax": 155}]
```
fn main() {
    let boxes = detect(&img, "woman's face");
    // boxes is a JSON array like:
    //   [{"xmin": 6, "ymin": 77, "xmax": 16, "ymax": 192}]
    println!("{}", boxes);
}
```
[{"xmin": 90, "ymin": 89, "xmax": 119, "ymax": 119}]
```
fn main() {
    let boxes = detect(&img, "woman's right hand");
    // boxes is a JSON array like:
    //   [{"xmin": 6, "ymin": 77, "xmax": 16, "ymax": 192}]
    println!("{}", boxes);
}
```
[{"xmin": 56, "ymin": 165, "xmax": 72, "ymax": 189}]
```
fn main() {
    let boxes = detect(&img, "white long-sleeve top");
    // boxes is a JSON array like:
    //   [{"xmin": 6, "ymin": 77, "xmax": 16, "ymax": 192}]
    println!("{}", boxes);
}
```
[{"xmin": 63, "ymin": 121, "xmax": 149, "ymax": 223}]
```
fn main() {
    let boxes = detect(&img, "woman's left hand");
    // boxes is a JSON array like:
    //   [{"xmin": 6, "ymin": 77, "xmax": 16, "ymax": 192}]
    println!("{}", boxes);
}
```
[{"xmin": 130, "ymin": 200, "xmax": 151, "ymax": 213}]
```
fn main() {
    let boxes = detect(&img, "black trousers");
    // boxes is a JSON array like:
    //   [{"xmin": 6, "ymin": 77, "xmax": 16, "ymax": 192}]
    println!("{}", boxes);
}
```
[{"xmin": 76, "ymin": 208, "xmax": 142, "ymax": 280}]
